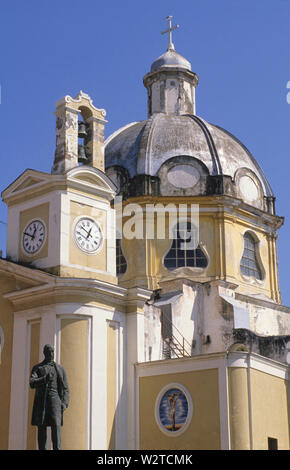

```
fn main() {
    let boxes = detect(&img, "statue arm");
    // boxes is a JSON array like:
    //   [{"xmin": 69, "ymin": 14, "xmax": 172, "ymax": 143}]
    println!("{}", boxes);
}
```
[
  {"xmin": 61, "ymin": 368, "xmax": 70, "ymax": 409},
  {"xmin": 29, "ymin": 368, "xmax": 47, "ymax": 389}
]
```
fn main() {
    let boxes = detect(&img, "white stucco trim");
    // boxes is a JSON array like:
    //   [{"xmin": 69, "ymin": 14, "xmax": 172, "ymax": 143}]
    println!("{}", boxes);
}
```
[
  {"xmin": 227, "ymin": 351, "xmax": 289, "ymax": 379},
  {"xmin": 127, "ymin": 310, "xmax": 145, "ymax": 450},
  {"xmin": 59, "ymin": 191, "xmax": 70, "ymax": 267},
  {"xmin": 135, "ymin": 362, "xmax": 140, "ymax": 450},
  {"xmin": 68, "ymin": 190, "xmax": 111, "ymax": 210},
  {"xmin": 6, "ymin": 192, "xmax": 58, "ymax": 263},
  {"xmin": 9, "ymin": 316, "xmax": 30, "ymax": 449},
  {"xmin": 219, "ymin": 293, "xmax": 250, "ymax": 330},
  {"xmin": 136, "ymin": 354, "xmax": 225, "ymax": 377},
  {"xmin": 106, "ymin": 206, "xmax": 116, "ymax": 276},
  {"xmin": 8, "ymin": 302, "xmax": 127, "ymax": 451},
  {"xmin": 23, "ymin": 320, "xmax": 32, "ymax": 449},
  {"xmin": 218, "ymin": 360, "xmax": 231, "ymax": 450}
]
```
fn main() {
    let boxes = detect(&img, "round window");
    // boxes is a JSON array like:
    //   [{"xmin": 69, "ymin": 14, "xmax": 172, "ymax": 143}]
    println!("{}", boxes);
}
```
[{"xmin": 167, "ymin": 165, "xmax": 200, "ymax": 189}]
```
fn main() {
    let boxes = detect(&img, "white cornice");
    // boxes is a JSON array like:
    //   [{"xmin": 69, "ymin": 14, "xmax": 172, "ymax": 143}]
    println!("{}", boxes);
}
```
[
  {"xmin": 2, "ymin": 166, "xmax": 117, "ymax": 205},
  {"xmin": 227, "ymin": 351, "xmax": 289, "ymax": 379},
  {"xmin": 55, "ymin": 90, "xmax": 106, "ymax": 118},
  {"xmin": 121, "ymin": 195, "xmax": 283, "ymax": 232},
  {"xmin": 3, "ymin": 276, "xmax": 152, "ymax": 311},
  {"xmin": 136, "ymin": 351, "xmax": 227, "ymax": 372},
  {"xmin": 136, "ymin": 351, "xmax": 289, "ymax": 380},
  {"xmin": 0, "ymin": 258, "xmax": 53, "ymax": 285},
  {"xmin": 235, "ymin": 292, "xmax": 290, "ymax": 314},
  {"xmin": 1, "ymin": 169, "xmax": 53, "ymax": 201}
]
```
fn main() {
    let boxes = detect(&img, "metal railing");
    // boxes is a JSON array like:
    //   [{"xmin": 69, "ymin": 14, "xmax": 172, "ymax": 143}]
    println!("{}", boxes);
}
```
[{"xmin": 161, "ymin": 310, "xmax": 192, "ymax": 358}]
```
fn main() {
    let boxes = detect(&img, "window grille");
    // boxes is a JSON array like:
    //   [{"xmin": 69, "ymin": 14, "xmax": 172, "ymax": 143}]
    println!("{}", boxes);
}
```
[
  {"xmin": 164, "ymin": 222, "xmax": 207, "ymax": 270},
  {"xmin": 116, "ymin": 239, "xmax": 127, "ymax": 275},
  {"xmin": 240, "ymin": 232, "xmax": 262, "ymax": 280}
]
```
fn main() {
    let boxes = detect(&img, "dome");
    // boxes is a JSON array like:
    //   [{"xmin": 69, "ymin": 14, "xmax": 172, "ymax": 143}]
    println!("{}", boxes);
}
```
[
  {"xmin": 150, "ymin": 49, "xmax": 192, "ymax": 72},
  {"xmin": 105, "ymin": 113, "xmax": 274, "ymax": 210},
  {"xmin": 105, "ymin": 42, "xmax": 274, "ymax": 213}
]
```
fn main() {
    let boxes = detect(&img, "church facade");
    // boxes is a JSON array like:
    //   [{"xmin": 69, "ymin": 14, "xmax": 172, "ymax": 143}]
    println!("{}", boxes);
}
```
[{"xmin": 0, "ymin": 26, "xmax": 289, "ymax": 450}]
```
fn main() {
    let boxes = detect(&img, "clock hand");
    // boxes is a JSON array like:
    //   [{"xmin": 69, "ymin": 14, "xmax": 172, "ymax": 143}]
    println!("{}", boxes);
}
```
[
  {"xmin": 76, "ymin": 231, "xmax": 87, "ymax": 240},
  {"xmin": 31, "ymin": 225, "xmax": 37, "ymax": 240},
  {"xmin": 80, "ymin": 226, "xmax": 94, "ymax": 239},
  {"xmin": 23, "ymin": 231, "xmax": 34, "ymax": 239},
  {"xmin": 80, "ymin": 226, "xmax": 90, "ymax": 235},
  {"xmin": 86, "ymin": 228, "xmax": 92, "ymax": 239}
]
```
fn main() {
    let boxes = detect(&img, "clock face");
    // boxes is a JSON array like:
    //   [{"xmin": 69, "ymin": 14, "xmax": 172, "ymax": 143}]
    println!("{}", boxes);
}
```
[
  {"xmin": 73, "ymin": 217, "xmax": 103, "ymax": 254},
  {"xmin": 22, "ymin": 219, "xmax": 46, "ymax": 255}
]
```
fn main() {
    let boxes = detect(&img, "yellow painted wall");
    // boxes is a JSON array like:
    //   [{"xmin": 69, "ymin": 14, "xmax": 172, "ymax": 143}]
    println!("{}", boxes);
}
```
[
  {"xmin": 228, "ymin": 367, "xmax": 251, "ymax": 450},
  {"xmin": 69, "ymin": 201, "xmax": 107, "ymax": 271},
  {"xmin": 60, "ymin": 318, "xmax": 88, "ymax": 450},
  {"xmin": 0, "ymin": 283, "xmax": 14, "ymax": 449},
  {"xmin": 107, "ymin": 322, "xmax": 117, "ymax": 450},
  {"xmin": 58, "ymin": 265, "xmax": 116, "ymax": 284},
  {"xmin": 119, "ymin": 200, "xmax": 219, "ymax": 290},
  {"xmin": 228, "ymin": 367, "xmax": 289, "ymax": 450},
  {"xmin": 26, "ymin": 321, "xmax": 40, "ymax": 450},
  {"xmin": 250, "ymin": 369, "xmax": 289, "ymax": 450},
  {"xmin": 224, "ymin": 218, "xmax": 277, "ymax": 301},
  {"xmin": 119, "ymin": 197, "xmax": 280, "ymax": 301},
  {"xmin": 19, "ymin": 203, "xmax": 50, "ymax": 262},
  {"xmin": 139, "ymin": 368, "xmax": 220, "ymax": 450}
]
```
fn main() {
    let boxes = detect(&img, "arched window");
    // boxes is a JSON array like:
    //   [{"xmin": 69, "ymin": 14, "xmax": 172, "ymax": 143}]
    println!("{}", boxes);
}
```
[
  {"xmin": 240, "ymin": 232, "xmax": 262, "ymax": 280},
  {"xmin": 116, "ymin": 239, "xmax": 127, "ymax": 275},
  {"xmin": 164, "ymin": 222, "xmax": 208, "ymax": 270}
]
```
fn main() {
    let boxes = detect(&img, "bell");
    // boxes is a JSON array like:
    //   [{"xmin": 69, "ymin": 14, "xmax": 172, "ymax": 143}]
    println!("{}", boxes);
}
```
[
  {"xmin": 78, "ymin": 145, "xmax": 89, "ymax": 163},
  {"xmin": 78, "ymin": 121, "xmax": 87, "ymax": 139}
]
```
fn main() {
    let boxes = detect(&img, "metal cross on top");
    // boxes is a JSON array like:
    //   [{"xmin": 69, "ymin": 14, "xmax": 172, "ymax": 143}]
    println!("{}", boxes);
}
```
[{"xmin": 161, "ymin": 16, "xmax": 179, "ymax": 51}]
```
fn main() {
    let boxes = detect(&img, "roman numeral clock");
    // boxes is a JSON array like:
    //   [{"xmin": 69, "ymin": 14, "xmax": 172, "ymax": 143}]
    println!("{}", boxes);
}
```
[
  {"xmin": 21, "ymin": 219, "xmax": 47, "ymax": 255},
  {"xmin": 2, "ymin": 166, "xmax": 117, "ymax": 283},
  {"xmin": 73, "ymin": 217, "xmax": 103, "ymax": 254}
]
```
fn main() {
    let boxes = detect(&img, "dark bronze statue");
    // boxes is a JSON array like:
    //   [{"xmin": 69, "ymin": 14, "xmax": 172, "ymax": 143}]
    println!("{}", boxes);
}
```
[{"xmin": 30, "ymin": 344, "xmax": 70, "ymax": 450}]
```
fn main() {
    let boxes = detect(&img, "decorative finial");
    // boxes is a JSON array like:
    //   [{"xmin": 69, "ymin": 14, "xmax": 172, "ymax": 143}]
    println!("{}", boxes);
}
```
[{"xmin": 161, "ymin": 16, "xmax": 179, "ymax": 51}]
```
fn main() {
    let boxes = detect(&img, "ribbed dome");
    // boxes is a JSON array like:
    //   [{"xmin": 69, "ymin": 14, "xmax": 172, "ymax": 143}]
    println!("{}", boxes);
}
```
[
  {"xmin": 105, "ymin": 113, "xmax": 273, "ymax": 198},
  {"xmin": 150, "ymin": 49, "xmax": 191, "ymax": 72}
]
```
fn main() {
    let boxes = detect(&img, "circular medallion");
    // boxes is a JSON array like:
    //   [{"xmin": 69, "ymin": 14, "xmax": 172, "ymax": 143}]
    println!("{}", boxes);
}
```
[
  {"xmin": 155, "ymin": 383, "xmax": 193, "ymax": 436},
  {"xmin": 73, "ymin": 217, "xmax": 103, "ymax": 254},
  {"xmin": 239, "ymin": 175, "xmax": 259, "ymax": 203},
  {"xmin": 22, "ymin": 219, "xmax": 46, "ymax": 255},
  {"xmin": 167, "ymin": 165, "xmax": 200, "ymax": 189}
]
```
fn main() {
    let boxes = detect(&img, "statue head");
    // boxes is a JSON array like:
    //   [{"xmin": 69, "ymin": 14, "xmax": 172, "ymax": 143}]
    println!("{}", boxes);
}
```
[{"xmin": 43, "ymin": 344, "xmax": 54, "ymax": 362}]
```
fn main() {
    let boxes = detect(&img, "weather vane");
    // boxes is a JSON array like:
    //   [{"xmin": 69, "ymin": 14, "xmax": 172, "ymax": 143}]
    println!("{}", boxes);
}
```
[{"xmin": 161, "ymin": 16, "xmax": 179, "ymax": 51}]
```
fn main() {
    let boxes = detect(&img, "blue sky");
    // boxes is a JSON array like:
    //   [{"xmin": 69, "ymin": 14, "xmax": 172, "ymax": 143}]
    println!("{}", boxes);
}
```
[{"xmin": 0, "ymin": 0, "xmax": 290, "ymax": 304}]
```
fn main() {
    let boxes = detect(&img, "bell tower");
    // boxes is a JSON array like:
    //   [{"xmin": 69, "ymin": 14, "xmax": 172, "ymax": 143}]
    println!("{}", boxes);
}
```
[
  {"xmin": 2, "ymin": 91, "xmax": 117, "ymax": 283},
  {"xmin": 52, "ymin": 91, "xmax": 107, "ymax": 174}
]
